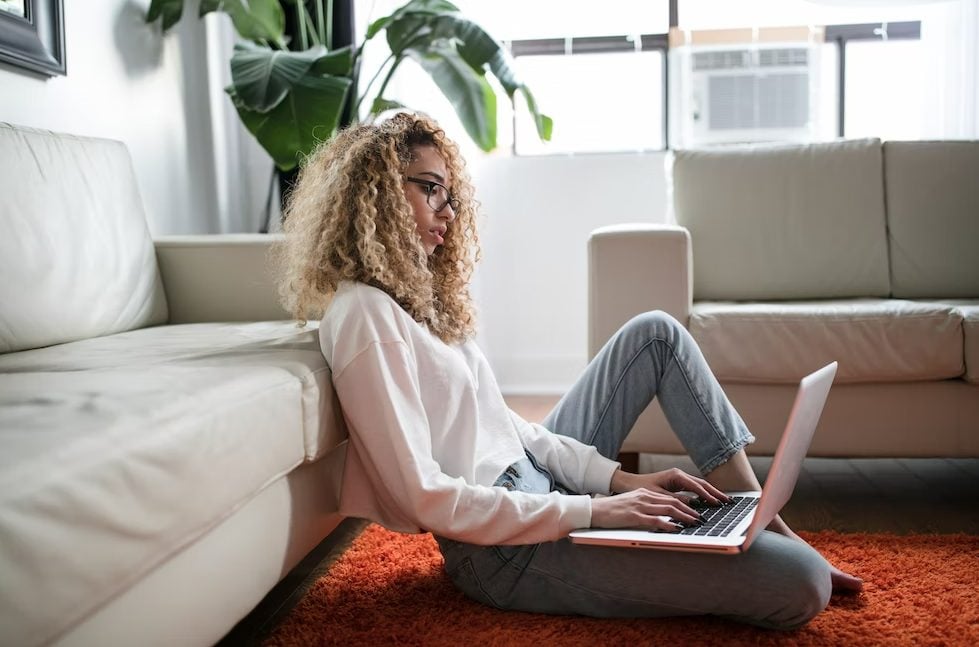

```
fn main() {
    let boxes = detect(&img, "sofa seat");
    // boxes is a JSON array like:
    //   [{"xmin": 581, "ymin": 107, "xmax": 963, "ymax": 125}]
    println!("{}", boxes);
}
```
[
  {"xmin": 689, "ymin": 299, "xmax": 964, "ymax": 383},
  {"xmin": 960, "ymin": 303, "xmax": 979, "ymax": 384},
  {"xmin": 0, "ymin": 321, "xmax": 340, "ymax": 645},
  {"xmin": 0, "ymin": 321, "xmax": 342, "ymax": 461}
]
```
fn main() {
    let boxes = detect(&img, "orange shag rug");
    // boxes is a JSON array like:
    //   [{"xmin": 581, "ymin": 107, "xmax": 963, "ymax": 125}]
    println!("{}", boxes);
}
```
[{"xmin": 264, "ymin": 525, "xmax": 979, "ymax": 646}]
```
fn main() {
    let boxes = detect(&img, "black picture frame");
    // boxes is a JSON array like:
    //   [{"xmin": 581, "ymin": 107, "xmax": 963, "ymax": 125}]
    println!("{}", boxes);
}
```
[{"xmin": 0, "ymin": 0, "xmax": 65, "ymax": 76}]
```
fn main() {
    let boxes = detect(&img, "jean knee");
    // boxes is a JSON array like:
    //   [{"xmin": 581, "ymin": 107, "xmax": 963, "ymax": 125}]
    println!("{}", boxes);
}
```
[
  {"xmin": 623, "ymin": 310, "xmax": 684, "ymax": 342},
  {"xmin": 766, "ymin": 545, "xmax": 832, "ymax": 630}
]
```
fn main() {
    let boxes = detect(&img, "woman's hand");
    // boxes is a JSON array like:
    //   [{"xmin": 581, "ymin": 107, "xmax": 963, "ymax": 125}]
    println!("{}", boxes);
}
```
[
  {"xmin": 590, "ymin": 488, "xmax": 705, "ymax": 531},
  {"xmin": 610, "ymin": 467, "xmax": 731, "ymax": 506}
]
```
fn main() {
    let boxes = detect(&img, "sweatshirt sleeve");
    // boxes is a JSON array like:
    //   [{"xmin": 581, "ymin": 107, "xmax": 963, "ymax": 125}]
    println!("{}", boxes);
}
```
[
  {"xmin": 509, "ymin": 410, "xmax": 620, "ymax": 496},
  {"xmin": 333, "ymin": 340, "xmax": 594, "ymax": 544}
]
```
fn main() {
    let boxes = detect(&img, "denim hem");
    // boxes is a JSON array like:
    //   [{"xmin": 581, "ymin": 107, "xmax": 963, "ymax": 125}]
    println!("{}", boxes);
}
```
[
  {"xmin": 602, "ymin": 333, "xmax": 750, "ymax": 474},
  {"xmin": 698, "ymin": 431, "xmax": 755, "ymax": 475}
]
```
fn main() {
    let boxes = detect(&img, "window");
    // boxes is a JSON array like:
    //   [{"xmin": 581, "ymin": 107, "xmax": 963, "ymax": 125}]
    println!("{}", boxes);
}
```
[
  {"xmin": 353, "ymin": 1, "xmax": 978, "ymax": 154},
  {"xmin": 672, "ymin": 0, "xmax": 976, "ymax": 147},
  {"xmin": 510, "ymin": 37, "xmax": 666, "ymax": 154}
]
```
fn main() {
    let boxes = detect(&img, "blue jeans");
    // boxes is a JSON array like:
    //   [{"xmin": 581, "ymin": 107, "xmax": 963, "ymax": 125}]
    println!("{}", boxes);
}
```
[{"xmin": 435, "ymin": 311, "xmax": 832, "ymax": 629}]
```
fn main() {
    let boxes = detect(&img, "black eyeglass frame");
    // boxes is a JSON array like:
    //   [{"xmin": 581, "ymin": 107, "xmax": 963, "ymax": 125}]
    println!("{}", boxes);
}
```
[{"xmin": 405, "ymin": 176, "xmax": 460, "ymax": 213}]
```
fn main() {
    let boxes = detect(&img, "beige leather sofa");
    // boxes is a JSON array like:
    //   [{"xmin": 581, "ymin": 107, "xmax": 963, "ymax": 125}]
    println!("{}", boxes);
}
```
[
  {"xmin": 0, "ymin": 124, "xmax": 348, "ymax": 646},
  {"xmin": 589, "ymin": 138, "xmax": 979, "ymax": 459}
]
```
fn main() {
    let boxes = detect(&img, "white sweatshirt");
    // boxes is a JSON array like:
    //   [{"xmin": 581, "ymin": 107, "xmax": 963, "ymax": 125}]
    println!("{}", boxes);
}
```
[{"xmin": 318, "ymin": 281, "xmax": 620, "ymax": 545}]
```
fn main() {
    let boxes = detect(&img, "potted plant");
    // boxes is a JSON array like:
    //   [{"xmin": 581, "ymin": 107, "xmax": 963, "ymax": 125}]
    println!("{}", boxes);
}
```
[{"xmin": 146, "ymin": 0, "xmax": 552, "ymax": 174}]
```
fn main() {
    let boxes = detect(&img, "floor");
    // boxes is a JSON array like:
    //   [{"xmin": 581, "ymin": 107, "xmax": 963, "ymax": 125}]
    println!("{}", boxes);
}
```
[{"xmin": 219, "ymin": 394, "xmax": 979, "ymax": 644}]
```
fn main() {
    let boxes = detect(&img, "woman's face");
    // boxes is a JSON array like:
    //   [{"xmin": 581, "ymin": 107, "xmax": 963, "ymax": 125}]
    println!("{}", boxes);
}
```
[{"xmin": 404, "ymin": 145, "xmax": 456, "ymax": 256}]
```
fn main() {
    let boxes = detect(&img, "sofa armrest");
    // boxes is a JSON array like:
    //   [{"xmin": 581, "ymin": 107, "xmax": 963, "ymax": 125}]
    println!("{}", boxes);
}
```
[
  {"xmin": 154, "ymin": 234, "xmax": 292, "ymax": 324},
  {"xmin": 588, "ymin": 224, "xmax": 692, "ymax": 358}
]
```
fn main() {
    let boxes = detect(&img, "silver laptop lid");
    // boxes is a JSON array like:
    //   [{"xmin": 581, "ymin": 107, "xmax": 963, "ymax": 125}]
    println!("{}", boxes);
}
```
[{"xmin": 740, "ymin": 361, "xmax": 837, "ymax": 550}]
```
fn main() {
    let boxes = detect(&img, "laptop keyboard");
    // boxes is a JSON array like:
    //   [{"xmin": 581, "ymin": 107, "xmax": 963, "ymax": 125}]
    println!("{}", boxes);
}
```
[{"xmin": 676, "ymin": 496, "xmax": 758, "ymax": 537}]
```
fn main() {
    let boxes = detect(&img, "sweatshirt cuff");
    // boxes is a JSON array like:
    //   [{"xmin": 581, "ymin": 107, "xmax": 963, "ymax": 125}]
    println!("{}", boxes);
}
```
[
  {"xmin": 582, "ymin": 451, "xmax": 621, "ymax": 496},
  {"xmin": 564, "ymin": 494, "xmax": 593, "ymax": 531}
]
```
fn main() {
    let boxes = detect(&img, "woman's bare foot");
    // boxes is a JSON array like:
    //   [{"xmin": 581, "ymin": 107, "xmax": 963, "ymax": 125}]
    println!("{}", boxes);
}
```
[
  {"xmin": 704, "ymin": 451, "xmax": 863, "ymax": 593},
  {"xmin": 828, "ymin": 564, "xmax": 864, "ymax": 593}
]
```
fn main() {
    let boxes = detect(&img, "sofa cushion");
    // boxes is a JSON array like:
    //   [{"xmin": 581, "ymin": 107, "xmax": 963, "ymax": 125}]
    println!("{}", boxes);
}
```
[
  {"xmin": 885, "ymin": 141, "xmax": 979, "ymax": 298},
  {"xmin": 0, "ymin": 124, "xmax": 168, "ymax": 354},
  {"xmin": 960, "ymin": 303, "xmax": 979, "ymax": 384},
  {"xmin": 0, "ymin": 365, "xmax": 305, "ymax": 646},
  {"xmin": 0, "ymin": 321, "xmax": 343, "ymax": 462},
  {"xmin": 669, "ymin": 138, "xmax": 890, "ymax": 301},
  {"xmin": 689, "ymin": 299, "xmax": 963, "ymax": 383},
  {"xmin": 915, "ymin": 300, "xmax": 979, "ymax": 384},
  {"xmin": 963, "ymin": 305, "xmax": 979, "ymax": 384}
]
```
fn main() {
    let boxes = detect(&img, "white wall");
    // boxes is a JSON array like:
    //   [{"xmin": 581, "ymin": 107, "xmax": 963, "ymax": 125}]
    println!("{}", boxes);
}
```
[
  {"xmin": 470, "ymin": 152, "xmax": 669, "ymax": 394},
  {"xmin": 0, "ymin": 0, "xmax": 267, "ymax": 235}
]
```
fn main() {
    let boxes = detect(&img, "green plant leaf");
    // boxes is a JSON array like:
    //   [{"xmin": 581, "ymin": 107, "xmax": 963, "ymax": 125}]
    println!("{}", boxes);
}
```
[
  {"xmin": 199, "ymin": 0, "xmax": 286, "ymax": 47},
  {"xmin": 405, "ymin": 45, "xmax": 496, "ymax": 151},
  {"xmin": 385, "ymin": 13, "xmax": 430, "ymax": 55},
  {"xmin": 429, "ymin": 15, "xmax": 497, "ymax": 70},
  {"xmin": 386, "ymin": 10, "xmax": 553, "ymax": 144},
  {"xmin": 230, "ymin": 42, "xmax": 325, "ymax": 112},
  {"xmin": 392, "ymin": 0, "xmax": 461, "ymax": 18},
  {"xmin": 365, "ymin": 15, "xmax": 396, "ymax": 40},
  {"xmin": 228, "ymin": 74, "xmax": 352, "ymax": 171},
  {"xmin": 484, "ymin": 49, "xmax": 553, "ymax": 141},
  {"xmin": 309, "ymin": 45, "xmax": 354, "ymax": 76},
  {"xmin": 380, "ymin": 0, "xmax": 466, "ymax": 50},
  {"xmin": 230, "ymin": 43, "xmax": 353, "ymax": 113},
  {"xmin": 370, "ymin": 97, "xmax": 408, "ymax": 116},
  {"xmin": 146, "ymin": 0, "xmax": 186, "ymax": 32},
  {"xmin": 367, "ymin": 0, "xmax": 458, "ymax": 41},
  {"xmin": 518, "ymin": 86, "xmax": 553, "ymax": 141}
]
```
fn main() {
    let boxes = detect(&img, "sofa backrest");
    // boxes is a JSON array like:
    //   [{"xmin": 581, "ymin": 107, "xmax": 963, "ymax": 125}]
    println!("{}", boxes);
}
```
[
  {"xmin": 884, "ymin": 141, "xmax": 979, "ymax": 298},
  {"xmin": 0, "ymin": 124, "xmax": 168, "ymax": 353},
  {"xmin": 669, "ymin": 138, "xmax": 891, "ymax": 301}
]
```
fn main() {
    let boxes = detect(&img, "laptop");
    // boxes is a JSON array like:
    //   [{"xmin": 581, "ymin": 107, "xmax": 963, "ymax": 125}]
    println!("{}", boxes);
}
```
[{"xmin": 568, "ymin": 361, "xmax": 837, "ymax": 554}]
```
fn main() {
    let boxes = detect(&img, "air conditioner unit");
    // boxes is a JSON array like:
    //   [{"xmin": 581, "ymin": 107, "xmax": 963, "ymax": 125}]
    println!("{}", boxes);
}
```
[{"xmin": 676, "ymin": 45, "xmax": 820, "ymax": 146}]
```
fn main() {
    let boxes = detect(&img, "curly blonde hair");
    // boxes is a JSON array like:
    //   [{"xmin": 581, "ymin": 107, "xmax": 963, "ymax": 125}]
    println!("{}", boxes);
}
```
[{"xmin": 274, "ymin": 112, "xmax": 481, "ymax": 343}]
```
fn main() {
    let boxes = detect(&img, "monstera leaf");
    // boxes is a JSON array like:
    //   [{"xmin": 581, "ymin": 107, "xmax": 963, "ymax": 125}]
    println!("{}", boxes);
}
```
[
  {"xmin": 229, "ymin": 41, "xmax": 352, "ymax": 111},
  {"xmin": 376, "ymin": 1, "xmax": 552, "ymax": 150},
  {"xmin": 405, "ymin": 45, "xmax": 497, "ymax": 151},
  {"xmin": 227, "ymin": 44, "xmax": 353, "ymax": 170},
  {"xmin": 146, "ymin": 0, "xmax": 185, "ymax": 31},
  {"xmin": 199, "ymin": 0, "xmax": 287, "ymax": 48}
]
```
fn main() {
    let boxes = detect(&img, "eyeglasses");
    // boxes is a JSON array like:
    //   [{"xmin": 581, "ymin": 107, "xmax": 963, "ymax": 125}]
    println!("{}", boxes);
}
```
[{"xmin": 405, "ymin": 176, "xmax": 460, "ymax": 213}]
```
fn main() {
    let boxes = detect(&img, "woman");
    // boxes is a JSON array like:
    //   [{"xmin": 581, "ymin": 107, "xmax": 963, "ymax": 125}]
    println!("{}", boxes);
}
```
[{"xmin": 277, "ymin": 112, "xmax": 861, "ymax": 630}]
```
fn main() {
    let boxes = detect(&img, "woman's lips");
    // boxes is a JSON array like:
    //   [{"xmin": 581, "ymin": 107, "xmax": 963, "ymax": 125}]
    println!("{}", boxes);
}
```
[{"xmin": 429, "ymin": 229, "xmax": 445, "ymax": 245}]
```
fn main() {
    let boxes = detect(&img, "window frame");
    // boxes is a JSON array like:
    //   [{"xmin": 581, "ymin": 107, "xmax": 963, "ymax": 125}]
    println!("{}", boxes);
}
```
[{"xmin": 506, "ymin": 7, "xmax": 923, "ymax": 153}]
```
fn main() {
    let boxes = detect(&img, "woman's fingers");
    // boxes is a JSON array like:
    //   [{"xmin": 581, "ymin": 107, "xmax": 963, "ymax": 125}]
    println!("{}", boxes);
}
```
[
  {"xmin": 659, "ymin": 468, "xmax": 731, "ymax": 505},
  {"xmin": 646, "ymin": 515, "xmax": 686, "ymax": 533},
  {"xmin": 635, "ymin": 490, "xmax": 702, "ymax": 525},
  {"xmin": 591, "ymin": 488, "xmax": 712, "ymax": 530},
  {"xmin": 686, "ymin": 479, "xmax": 731, "ymax": 506}
]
